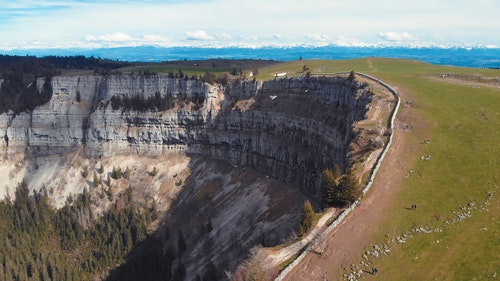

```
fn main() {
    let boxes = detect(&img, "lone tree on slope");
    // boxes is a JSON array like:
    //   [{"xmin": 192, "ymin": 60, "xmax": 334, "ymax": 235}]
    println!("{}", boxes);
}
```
[
  {"xmin": 299, "ymin": 200, "xmax": 315, "ymax": 236},
  {"xmin": 348, "ymin": 70, "xmax": 356, "ymax": 81}
]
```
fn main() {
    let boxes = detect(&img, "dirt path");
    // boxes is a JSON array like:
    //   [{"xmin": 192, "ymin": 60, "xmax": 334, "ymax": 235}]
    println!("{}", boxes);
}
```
[
  {"xmin": 262, "ymin": 208, "xmax": 341, "ymax": 269},
  {"xmin": 283, "ymin": 84, "xmax": 413, "ymax": 281}
]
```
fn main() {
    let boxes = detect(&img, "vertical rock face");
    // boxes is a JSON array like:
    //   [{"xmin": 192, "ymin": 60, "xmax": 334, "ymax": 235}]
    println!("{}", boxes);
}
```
[
  {"xmin": 205, "ymin": 77, "xmax": 372, "ymax": 190},
  {"xmin": 0, "ymin": 75, "xmax": 99, "ymax": 153},
  {"xmin": 84, "ymin": 74, "xmax": 216, "ymax": 155},
  {"xmin": 0, "ymin": 73, "xmax": 374, "ymax": 280},
  {"xmin": 0, "ymin": 74, "xmax": 372, "ymax": 192}
]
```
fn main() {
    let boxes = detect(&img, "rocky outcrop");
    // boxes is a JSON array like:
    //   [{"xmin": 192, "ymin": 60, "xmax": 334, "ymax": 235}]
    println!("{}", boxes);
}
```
[
  {"xmin": 0, "ymin": 74, "xmax": 372, "ymax": 193},
  {"xmin": 0, "ymin": 76, "xmax": 98, "ymax": 153}
]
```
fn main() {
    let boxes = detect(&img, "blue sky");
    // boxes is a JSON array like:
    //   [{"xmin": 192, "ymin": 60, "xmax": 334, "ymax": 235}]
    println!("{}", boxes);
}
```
[{"xmin": 1, "ymin": 0, "xmax": 499, "ymax": 50}]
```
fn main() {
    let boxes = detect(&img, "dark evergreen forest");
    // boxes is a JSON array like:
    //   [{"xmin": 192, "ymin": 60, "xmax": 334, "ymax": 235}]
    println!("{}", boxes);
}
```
[
  {"xmin": 0, "ymin": 55, "xmax": 130, "ymax": 114},
  {"xmin": 0, "ymin": 183, "xmax": 160, "ymax": 281}
]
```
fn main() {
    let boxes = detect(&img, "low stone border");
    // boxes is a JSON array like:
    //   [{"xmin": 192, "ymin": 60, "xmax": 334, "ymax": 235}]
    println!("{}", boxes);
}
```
[{"xmin": 274, "ymin": 73, "xmax": 401, "ymax": 281}]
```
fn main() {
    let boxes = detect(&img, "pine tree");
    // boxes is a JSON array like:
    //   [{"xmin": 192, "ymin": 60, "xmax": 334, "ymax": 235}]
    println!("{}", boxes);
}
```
[
  {"xmin": 97, "ymin": 163, "xmax": 104, "ymax": 174},
  {"xmin": 178, "ymin": 231, "xmax": 187, "ymax": 254},
  {"xmin": 322, "ymin": 168, "xmax": 338, "ymax": 207},
  {"xmin": 106, "ymin": 187, "xmax": 113, "ymax": 201},
  {"xmin": 123, "ymin": 167, "xmax": 131, "ymax": 179},
  {"xmin": 82, "ymin": 166, "xmax": 89, "ymax": 178},
  {"xmin": 93, "ymin": 173, "xmax": 100, "ymax": 188},
  {"xmin": 111, "ymin": 166, "xmax": 122, "ymax": 179},
  {"xmin": 348, "ymin": 70, "xmax": 356, "ymax": 80},
  {"xmin": 334, "ymin": 169, "xmax": 361, "ymax": 207},
  {"xmin": 299, "ymin": 200, "xmax": 314, "ymax": 236}
]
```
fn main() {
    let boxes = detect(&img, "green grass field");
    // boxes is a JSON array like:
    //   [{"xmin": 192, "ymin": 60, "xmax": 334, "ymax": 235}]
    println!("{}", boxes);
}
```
[
  {"xmin": 368, "ymin": 61, "xmax": 499, "ymax": 281},
  {"xmin": 121, "ymin": 58, "xmax": 279, "ymax": 78}
]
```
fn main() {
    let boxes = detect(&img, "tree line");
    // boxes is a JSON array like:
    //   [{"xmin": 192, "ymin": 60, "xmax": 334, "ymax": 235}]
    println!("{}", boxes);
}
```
[
  {"xmin": 109, "ymin": 91, "xmax": 206, "ymax": 112},
  {"xmin": 0, "ymin": 56, "xmax": 54, "ymax": 114},
  {"xmin": 41, "ymin": 55, "xmax": 130, "ymax": 70},
  {"xmin": 0, "ymin": 55, "xmax": 131, "ymax": 114},
  {"xmin": 110, "ymin": 92, "xmax": 175, "ymax": 112}
]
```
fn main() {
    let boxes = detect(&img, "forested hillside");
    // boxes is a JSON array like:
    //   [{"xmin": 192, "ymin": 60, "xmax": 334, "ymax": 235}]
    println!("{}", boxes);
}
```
[{"xmin": 0, "ymin": 183, "xmax": 157, "ymax": 281}]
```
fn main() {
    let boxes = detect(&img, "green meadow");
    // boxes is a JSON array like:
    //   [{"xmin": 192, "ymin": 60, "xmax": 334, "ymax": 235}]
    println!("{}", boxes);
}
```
[{"xmin": 364, "ymin": 60, "xmax": 499, "ymax": 281}]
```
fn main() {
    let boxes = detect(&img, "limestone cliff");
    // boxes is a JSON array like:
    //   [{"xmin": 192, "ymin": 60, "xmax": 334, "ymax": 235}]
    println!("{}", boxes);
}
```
[
  {"xmin": 1, "ymin": 74, "xmax": 371, "ymax": 194},
  {"xmin": 0, "ymin": 73, "xmax": 375, "ymax": 280}
]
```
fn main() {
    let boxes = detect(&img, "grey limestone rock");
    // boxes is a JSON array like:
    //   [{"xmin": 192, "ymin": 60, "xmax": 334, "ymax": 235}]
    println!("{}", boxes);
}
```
[{"xmin": 0, "ymin": 74, "xmax": 372, "ymax": 192}]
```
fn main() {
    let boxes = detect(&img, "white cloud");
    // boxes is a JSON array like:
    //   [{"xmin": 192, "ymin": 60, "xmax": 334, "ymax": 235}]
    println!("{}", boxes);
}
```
[
  {"xmin": 1, "ymin": 0, "xmax": 499, "ymax": 49},
  {"xmin": 379, "ymin": 32, "xmax": 416, "ymax": 42},
  {"xmin": 81, "ymin": 33, "xmax": 172, "ymax": 48},
  {"xmin": 185, "ymin": 30, "xmax": 213, "ymax": 41},
  {"xmin": 308, "ymin": 34, "xmax": 332, "ymax": 46},
  {"xmin": 238, "ymin": 35, "xmax": 258, "ymax": 41},
  {"xmin": 143, "ymin": 34, "xmax": 165, "ymax": 41},
  {"xmin": 85, "ymin": 32, "xmax": 133, "ymax": 42},
  {"xmin": 85, "ymin": 35, "xmax": 98, "ymax": 41},
  {"xmin": 214, "ymin": 33, "xmax": 232, "ymax": 40},
  {"xmin": 142, "ymin": 35, "xmax": 170, "ymax": 44},
  {"xmin": 335, "ymin": 36, "xmax": 371, "ymax": 47}
]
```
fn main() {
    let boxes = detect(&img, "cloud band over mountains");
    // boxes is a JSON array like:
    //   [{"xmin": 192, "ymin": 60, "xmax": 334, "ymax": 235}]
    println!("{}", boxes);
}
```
[{"xmin": 0, "ymin": 0, "xmax": 499, "ymax": 50}]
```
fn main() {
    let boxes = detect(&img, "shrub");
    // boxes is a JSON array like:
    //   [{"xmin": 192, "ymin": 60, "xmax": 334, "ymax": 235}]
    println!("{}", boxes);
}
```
[
  {"xmin": 93, "ymin": 173, "xmax": 99, "ymax": 188},
  {"xmin": 97, "ymin": 163, "xmax": 104, "ymax": 174},
  {"xmin": 123, "ymin": 167, "xmax": 131, "ymax": 179},
  {"xmin": 348, "ymin": 70, "xmax": 356, "ymax": 81},
  {"xmin": 149, "ymin": 166, "xmax": 158, "ymax": 177},
  {"xmin": 81, "ymin": 166, "xmax": 89, "ymax": 178},
  {"xmin": 111, "ymin": 166, "xmax": 122, "ymax": 179}
]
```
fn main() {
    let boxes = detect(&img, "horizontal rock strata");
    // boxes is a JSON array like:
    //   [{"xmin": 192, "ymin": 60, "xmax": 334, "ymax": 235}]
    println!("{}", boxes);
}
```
[{"xmin": 0, "ymin": 74, "xmax": 372, "ymax": 192}]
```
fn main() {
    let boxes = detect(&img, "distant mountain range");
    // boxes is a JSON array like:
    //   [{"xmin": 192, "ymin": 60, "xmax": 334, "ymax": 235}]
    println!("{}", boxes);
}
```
[{"xmin": 2, "ymin": 45, "xmax": 500, "ymax": 68}]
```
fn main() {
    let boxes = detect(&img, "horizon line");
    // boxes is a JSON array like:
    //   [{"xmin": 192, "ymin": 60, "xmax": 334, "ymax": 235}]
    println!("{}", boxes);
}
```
[{"xmin": 1, "ymin": 43, "xmax": 500, "ymax": 52}]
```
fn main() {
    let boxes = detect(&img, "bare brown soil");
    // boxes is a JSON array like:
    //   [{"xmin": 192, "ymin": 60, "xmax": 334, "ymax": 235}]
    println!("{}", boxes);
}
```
[{"xmin": 283, "ymin": 84, "xmax": 417, "ymax": 281}]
